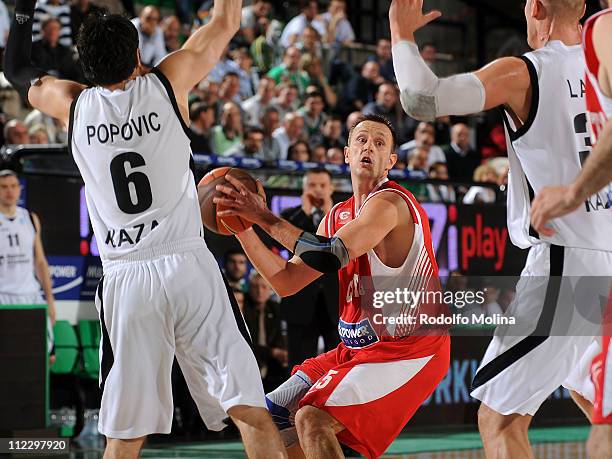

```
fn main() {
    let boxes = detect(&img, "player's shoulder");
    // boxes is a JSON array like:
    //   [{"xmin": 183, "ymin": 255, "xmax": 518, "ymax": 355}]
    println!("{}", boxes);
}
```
[{"xmin": 591, "ymin": 10, "xmax": 612, "ymax": 39}]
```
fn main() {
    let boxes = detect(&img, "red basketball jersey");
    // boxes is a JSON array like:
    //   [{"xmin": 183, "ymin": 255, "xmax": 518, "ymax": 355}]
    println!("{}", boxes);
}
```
[
  {"xmin": 584, "ymin": 8, "xmax": 612, "ymax": 144},
  {"xmin": 324, "ymin": 179, "xmax": 443, "ymax": 348}
]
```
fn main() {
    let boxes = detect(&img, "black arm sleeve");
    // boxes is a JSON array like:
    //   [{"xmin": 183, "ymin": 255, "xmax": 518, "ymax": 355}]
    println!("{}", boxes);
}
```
[{"xmin": 4, "ymin": 0, "xmax": 47, "ymax": 102}]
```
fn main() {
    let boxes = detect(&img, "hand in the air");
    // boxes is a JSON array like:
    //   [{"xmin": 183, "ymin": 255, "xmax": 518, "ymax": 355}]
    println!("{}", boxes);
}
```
[{"xmin": 389, "ymin": 0, "xmax": 441, "ymax": 43}]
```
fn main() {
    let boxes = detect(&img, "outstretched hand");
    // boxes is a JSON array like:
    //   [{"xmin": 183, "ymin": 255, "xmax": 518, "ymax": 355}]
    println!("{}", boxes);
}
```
[
  {"xmin": 389, "ymin": 0, "xmax": 441, "ymax": 43},
  {"xmin": 530, "ymin": 186, "xmax": 582, "ymax": 237},
  {"xmin": 213, "ymin": 175, "xmax": 270, "ymax": 228}
]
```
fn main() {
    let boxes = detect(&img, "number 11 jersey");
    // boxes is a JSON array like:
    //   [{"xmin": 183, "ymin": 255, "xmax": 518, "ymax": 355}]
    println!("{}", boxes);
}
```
[
  {"xmin": 69, "ymin": 68, "xmax": 203, "ymax": 263},
  {"xmin": 502, "ymin": 41, "xmax": 612, "ymax": 251}
]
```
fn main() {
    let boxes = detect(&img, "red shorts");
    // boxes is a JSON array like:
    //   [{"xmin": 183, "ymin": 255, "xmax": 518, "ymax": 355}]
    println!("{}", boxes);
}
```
[
  {"xmin": 294, "ymin": 334, "xmax": 450, "ymax": 459},
  {"xmin": 593, "ymin": 290, "xmax": 612, "ymax": 425}
]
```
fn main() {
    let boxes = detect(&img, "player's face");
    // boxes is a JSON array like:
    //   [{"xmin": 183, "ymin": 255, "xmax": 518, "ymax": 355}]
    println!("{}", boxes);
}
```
[
  {"xmin": 0, "ymin": 176, "xmax": 21, "ymax": 208},
  {"xmin": 345, "ymin": 120, "xmax": 397, "ymax": 180}
]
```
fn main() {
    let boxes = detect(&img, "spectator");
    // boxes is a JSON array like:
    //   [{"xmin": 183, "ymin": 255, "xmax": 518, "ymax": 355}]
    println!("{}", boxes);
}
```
[
  {"xmin": 207, "ymin": 45, "xmax": 241, "ymax": 84},
  {"xmin": 421, "ymin": 42, "xmax": 438, "ymax": 69},
  {"xmin": 240, "ymin": 0, "xmax": 272, "ymax": 44},
  {"xmin": 463, "ymin": 165, "xmax": 499, "ymax": 204},
  {"xmin": 321, "ymin": 116, "xmax": 346, "ymax": 149},
  {"xmin": 272, "ymin": 111, "xmax": 304, "ymax": 160},
  {"xmin": 223, "ymin": 248, "xmax": 249, "ymax": 291},
  {"xmin": 0, "ymin": 0, "xmax": 9, "ymax": 49},
  {"xmin": 368, "ymin": 38, "xmax": 395, "ymax": 82},
  {"xmin": 260, "ymin": 106, "xmax": 282, "ymax": 159},
  {"xmin": 407, "ymin": 146, "xmax": 429, "ymax": 173},
  {"xmin": 296, "ymin": 25, "xmax": 323, "ymax": 60},
  {"xmin": 33, "ymin": 0, "xmax": 72, "ymax": 47},
  {"xmin": 243, "ymin": 272, "xmax": 288, "ymax": 392},
  {"xmin": 318, "ymin": 0, "xmax": 355, "ymax": 45},
  {"xmin": 131, "ymin": 6, "xmax": 166, "ymax": 69},
  {"xmin": 242, "ymin": 77, "xmax": 276, "ymax": 127},
  {"xmin": 31, "ymin": 17, "xmax": 82, "ymax": 81},
  {"xmin": 343, "ymin": 110, "xmax": 362, "ymax": 138},
  {"xmin": 250, "ymin": 16, "xmax": 276, "ymax": 73},
  {"xmin": 310, "ymin": 144, "xmax": 326, "ymax": 163},
  {"xmin": 443, "ymin": 123, "xmax": 481, "ymax": 181},
  {"xmin": 216, "ymin": 72, "xmax": 242, "ymax": 114},
  {"xmin": 24, "ymin": 110, "xmax": 66, "ymax": 143},
  {"xmin": 231, "ymin": 47, "xmax": 259, "ymax": 100},
  {"xmin": 280, "ymin": 0, "xmax": 325, "ymax": 49},
  {"xmin": 70, "ymin": 0, "xmax": 102, "ymax": 43},
  {"xmin": 299, "ymin": 53, "xmax": 337, "ymax": 108},
  {"xmin": 326, "ymin": 147, "xmax": 344, "ymax": 165},
  {"xmin": 287, "ymin": 140, "xmax": 311, "ymax": 162},
  {"xmin": 362, "ymin": 83, "xmax": 405, "ymax": 141},
  {"xmin": 267, "ymin": 46, "xmax": 308, "ymax": 94},
  {"xmin": 398, "ymin": 122, "xmax": 446, "ymax": 166},
  {"xmin": 189, "ymin": 102, "xmax": 215, "ymax": 153},
  {"xmin": 162, "ymin": 15, "xmax": 182, "ymax": 53},
  {"xmin": 299, "ymin": 92, "xmax": 327, "ymax": 147},
  {"xmin": 28, "ymin": 125, "xmax": 50, "ymax": 144},
  {"xmin": 273, "ymin": 82, "xmax": 299, "ymax": 120},
  {"xmin": 427, "ymin": 162, "xmax": 456, "ymax": 203},
  {"xmin": 4, "ymin": 120, "xmax": 29, "ymax": 145},
  {"xmin": 341, "ymin": 61, "xmax": 383, "ymax": 115},
  {"xmin": 280, "ymin": 169, "xmax": 338, "ymax": 370},
  {"xmin": 226, "ymin": 127, "xmax": 266, "ymax": 159},
  {"xmin": 211, "ymin": 102, "xmax": 243, "ymax": 156},
  {"xmin": 233, "ymin": 288, "xmax": 246, "ymax": 314}
]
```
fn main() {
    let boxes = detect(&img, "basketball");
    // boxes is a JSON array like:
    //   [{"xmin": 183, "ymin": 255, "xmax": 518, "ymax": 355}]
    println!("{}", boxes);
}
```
[{"xmin": 197, "ymin": 167, "xmax": 261, "ymax": 235}]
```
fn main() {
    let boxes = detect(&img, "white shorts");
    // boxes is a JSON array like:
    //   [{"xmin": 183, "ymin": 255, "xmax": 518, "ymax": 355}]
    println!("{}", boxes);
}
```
[
  {"xmin": 471, "ymin": 243, "xmax": 612, "ymax": 416},
  {"xmin": 96, "ymin": 238, "xmax": 265, "ymax": 439}
]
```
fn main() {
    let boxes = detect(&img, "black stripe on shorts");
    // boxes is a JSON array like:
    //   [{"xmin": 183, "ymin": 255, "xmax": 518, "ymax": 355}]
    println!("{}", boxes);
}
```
[{"xmin": 98, "ymin": 276, "xmax": 114, "ymax": 394}]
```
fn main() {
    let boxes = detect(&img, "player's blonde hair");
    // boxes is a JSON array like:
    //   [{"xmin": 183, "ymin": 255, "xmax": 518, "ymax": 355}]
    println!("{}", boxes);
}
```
[{"xmin": 544, "ymin": 0, "xmax": 584, "ymax": 19}]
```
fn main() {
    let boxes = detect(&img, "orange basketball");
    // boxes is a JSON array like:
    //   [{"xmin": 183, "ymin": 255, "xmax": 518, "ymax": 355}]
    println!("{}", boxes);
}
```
[{"xmin": 197, "ymin": 167, "xmax": 261, "ymax": 235}]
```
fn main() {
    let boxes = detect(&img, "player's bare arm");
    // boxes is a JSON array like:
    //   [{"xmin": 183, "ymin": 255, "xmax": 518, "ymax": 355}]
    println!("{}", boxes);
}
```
[
  {"xmin": 4, "ymin": 0, "xmax": 85, "ymax": 125},
  {"xmin": 531, "ymin": 12, "xmax": 612, "ymax": 236},
  {"xmin": 157, "ymin": 0, "xmax": 241, "ymax": 122},
  {"xmin": 389, "ymin": 0, "xmax": 532, "ymax": 124},
  {"xmin": 31, "ymin": 213, "xmax": 56, "ymax": 324}
]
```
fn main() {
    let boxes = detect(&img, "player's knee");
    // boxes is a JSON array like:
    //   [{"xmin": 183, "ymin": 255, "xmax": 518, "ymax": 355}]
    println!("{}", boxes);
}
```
[
  {"xmin": 104, "ymin": 436, "xmax": 146, "ymax": 459},
  {"xmin": 477, "ymin": 404, "xmax": 506, "ymax": 437},
  {"xmin": 294, "ymin": 406, "xmax": 330, "ymax": 436},
  {"xmin": 587, "ymin": 426, "xmax": 612, "ymax": 459},
  {"xmin": 228, "ymin": 405, "xmax": 273, "ymax": 430}
]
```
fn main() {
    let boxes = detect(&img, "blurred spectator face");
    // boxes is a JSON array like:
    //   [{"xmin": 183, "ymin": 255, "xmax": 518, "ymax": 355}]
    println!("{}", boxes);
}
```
[
  {"xmin": 233, "ymin": 49, "xmax": 253, "ymax": 71},
  {"xmin": 474, "ymin": 165, "xmax": 499, "ymax": 183},
  {"xmin": 261, "ymin": 109, "xmax": 280, "ymax": 134},
  {"xmin": 233, "ymin": 290, "xmax": 245, "ymax": 313},
  {"xmin": 140, "ymin": 6, "xmax": 161, "ymax": 36},
  {"xmin": 258, "ymin": 77, "xmax": 276, "ymax": 101},
  {"xmin": 5, "ymin": 120, "xmax": 29, "ymax": 145},
  {"xmin": 361, "ymin": 61, "xmax": 380, "ymax": 81},
  {"xmin": 284, "ymin": 113, "xmax": 304, "ymax": 139},
  {"xmin": 429, "ymin": 163, "xmax": 449, "ymax": 180},
  {"xmin": 226, "ymin": 252, "xmax": 248, "ymax": 281},
  {"xmin": 221, "ymin": 103, "xmax": 242, "ymax": 131},
  {"xmin": 327, "ymin": 147, "xmax": 344, "ymax": 164},
  {"xmin": 376, "ymin": 39, "xmax": 392, "ymax": 61},
  {"xmin": 244, "ymin": 130, "xmax": 264, "ymax": 154},
  {"xmin": 311, "ymin": 145, "xmax": 326, "ymax": 162},
  {"xmin": 303, "ymin": 56, "xmax": 323, "ymax": 79},
  {"xmin": 29, "ymin": 128, "xmax": 50, "ymax": 144},
  {"xmin": 421, "ymin": 43, "xmax": 437, "ymax": 65},
  {"xmin": 301, "ymin": 27, "xmax": 320, "ymax": 50},
  {"xmin": 408, "ymin": 147, "xmax": 429, "ymax": 171},
  {"xmin": 304, "ymin": 95, "xmax": 324, "ymax": 117},
  {"xmin": 329, "ymin": 0, "xmax": 346, "ymax": 14},
  {"xmin": 289, "ymin": 141, "xmax": 310, "ymax": 162},
  {"xmin": 303, "ymin": 171, "xmax": 333, "ymax": 203},
  {"xmin": 323, "ymin": 119, "xmax": 342, "ymax": 140},
  {"xmin": 414, "ymin": 122, "xmax": 435, "ymax": 148},
  {"xmin": 42, "ymin": 19, "xmax": 61, "ymax": 47},
  {"xmin": 377, "ymin": 84, "xmax": 397, "ymax": 109},
  {"xmin": 284, "ymin": 47, "xmax": 302, "ymax": 72},
  {"xmin": 201, "ymin": 107, "xmax": 216, "ymax": 129},
  {"xmin": 0, "ymin": 174, "xmax": 21, "ymax": 208},
  {"xmin": 220, "ymin": 74, "xmax": 240, "ymax": 100},
  {"xmin": 253, "ymin": 0, "xmax": 272, "ymax": 17},
  {"xmin": 346, "ymin": 111, "xmax": 362, "ymax": 132},
  {"xmin": 249, "ymin": 274, "xmax": 272, "ymax": 305},
  {"xmin": 303, "ymin": 1, "xmax": 318, "ymax": 20},
  {"xmin": 162, "ymin": 16, "xmax": 181, "ymax": 42},
  {"xmin": 451, "ymin": 123, "xmax": 470, "ymax": 150}
]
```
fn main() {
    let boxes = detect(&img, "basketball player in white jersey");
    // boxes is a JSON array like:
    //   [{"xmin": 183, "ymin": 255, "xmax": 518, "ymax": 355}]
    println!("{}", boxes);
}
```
[
  {"xmin": 0, "ymin": 169, "xmax": 56, "ymax": 358},
  {"xmin": 531, "ymin": 1, "xmax": 612, "ymax": 457},
  {"xmin": 3, "ymin": 1, "xmax": 287, "ymax": 458},
  {"xmin": 390, "ymin": 0, "xmax": 612, "ymax": 458}
]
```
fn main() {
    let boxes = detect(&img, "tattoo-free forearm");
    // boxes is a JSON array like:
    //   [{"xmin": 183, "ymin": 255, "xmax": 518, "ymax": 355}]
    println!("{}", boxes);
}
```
[
  {"xmin": 570, "ymin": 121, "xmax": 612, "ymax": 202},
  {"xmin": 35, "ymin": 260, "xmax": 55, "ymax": 306},
  {"xmin": 258, "ymin": 211, "xmax": 303, "ymax": 253}
]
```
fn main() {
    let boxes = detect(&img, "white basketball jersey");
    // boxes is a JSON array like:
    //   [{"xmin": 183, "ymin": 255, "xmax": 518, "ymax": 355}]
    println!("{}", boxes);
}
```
[
  {"xmin": 69, "ymin": 69, "xmax": 204, "ymax": 263},
  {"xmin": 503, "ymin": 41, "xmax": 612, "ymax": 251},
  {"xmin": 0, "ymin": 207, "xmax": 41, "ymax": 296}
]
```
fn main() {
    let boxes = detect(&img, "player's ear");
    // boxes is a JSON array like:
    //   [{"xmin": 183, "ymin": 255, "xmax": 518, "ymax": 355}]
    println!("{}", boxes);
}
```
[
  {"xmin": 387, "ymin": 151, "xmax": 397, "ymax": 171},
  {"xmin": 344, "ymin": 145, "xmax": 350, "ymax": 164}
]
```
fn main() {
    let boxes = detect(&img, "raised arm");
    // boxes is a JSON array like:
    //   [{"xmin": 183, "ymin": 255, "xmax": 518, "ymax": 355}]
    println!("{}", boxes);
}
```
[
  {"xmin": 4, "ymin": 0, "xmax": 84, "ymax": 125},
  {"xmin": 389, "ymin": 0, "xmax": 531, "ymax": 123},
  {"xmin": 157, "ymin": 0, "xmax": 241, "ymax": 121}
]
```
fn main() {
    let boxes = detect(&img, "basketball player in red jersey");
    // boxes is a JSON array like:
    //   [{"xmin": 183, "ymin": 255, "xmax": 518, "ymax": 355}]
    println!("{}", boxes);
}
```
[
  {"xmin": 531, "ymin": 2, "xmax": 612, "ymax": 457},
  {"xmin": 215, "ymin": 114, "xmax": 450, "ymax": 459}
]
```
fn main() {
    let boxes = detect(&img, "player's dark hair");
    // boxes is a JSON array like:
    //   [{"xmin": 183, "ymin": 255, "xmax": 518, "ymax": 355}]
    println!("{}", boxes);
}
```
[
  {"xmin": 77, "ymin": 14, "xmax": 139, "ymax": 86},
  {"xmin": 0, "ymin": 169, "xmax": 18, "ymax": 179},
  {"xmin": 348, "ymin": 113, "xmax": 398, "ymax": 152}
]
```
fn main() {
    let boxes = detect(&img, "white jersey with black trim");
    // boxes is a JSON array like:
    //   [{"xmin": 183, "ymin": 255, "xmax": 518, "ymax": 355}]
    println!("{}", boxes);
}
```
[
  {"xmin": 502, "ymin": 41, "xmax": 612, "ymax": 251},
  {"xmin": 69, "ymin": 68, "xmax": 204, "ymax": 263},
  {"xmin": 0, "ymin": 207, "xmax": 41, "ymax": 296}
]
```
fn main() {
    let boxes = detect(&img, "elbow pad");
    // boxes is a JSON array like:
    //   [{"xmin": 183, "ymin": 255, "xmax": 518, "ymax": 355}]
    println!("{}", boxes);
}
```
[
  {"xmin": 392, "ymin": 40, "xmax": 485, "ymax": 121},
  {"xmin": 293, "ymin": 232, "xmax": 349, "ymax": 273}
]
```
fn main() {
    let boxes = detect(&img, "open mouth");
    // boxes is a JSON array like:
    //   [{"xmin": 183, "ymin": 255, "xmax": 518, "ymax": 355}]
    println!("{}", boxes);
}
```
[{"xmin": 360, "ymin": 157, "xmax": 372, "ymax": 164}]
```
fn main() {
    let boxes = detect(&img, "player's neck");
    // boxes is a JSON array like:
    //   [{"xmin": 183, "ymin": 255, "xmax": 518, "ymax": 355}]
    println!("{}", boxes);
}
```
[
  {"xmin": 103, "ymin": 79, "xmax": 130, "ymax": 92},
  {"xmin": 0, "ymin": 204, "xmax": 17, "ymax": 217},
  {"xmin": 546, "ymin": 23, "xmax": 582, "ymax": 47},
  {"xmin": 352, "ymin": 176, "xmax": 385, "ymax": 209}
]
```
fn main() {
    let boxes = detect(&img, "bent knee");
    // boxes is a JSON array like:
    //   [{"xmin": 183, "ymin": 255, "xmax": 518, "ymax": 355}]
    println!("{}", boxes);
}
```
[
  {"xmin": 295, "ymin": 406, "xmax": 338, "ymax": 435},
  {"xmin": 229, "ymin": 405, "xmax": 273, "ymax": 429},
  {"xmin": 478, "ymin": 404, "xmax": 530, "ymax": 437}
]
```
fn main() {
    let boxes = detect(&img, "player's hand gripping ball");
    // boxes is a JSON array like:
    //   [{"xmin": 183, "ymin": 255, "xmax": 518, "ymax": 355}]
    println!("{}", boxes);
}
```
[{"xmin": 198, "ymin": 167, "xmax": 265, "ymax": 235}]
